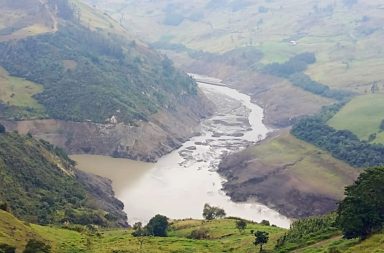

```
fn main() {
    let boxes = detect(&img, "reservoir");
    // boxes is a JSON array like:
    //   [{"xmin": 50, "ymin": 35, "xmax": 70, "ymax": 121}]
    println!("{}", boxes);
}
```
[{"xmin": 72, "ymin": 76, "xmax": 291, "ymax": 228}]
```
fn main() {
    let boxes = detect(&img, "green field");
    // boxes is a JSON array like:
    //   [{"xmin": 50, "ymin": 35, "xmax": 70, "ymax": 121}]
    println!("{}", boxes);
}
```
[
  {"xmin": 222, "ymin": 131, "xmax": 359, "ymax": 203},
  {"xmin": 2, "ymin": 209, "xmax": 384, "ymax": 253},
  {"xmin": 86, "ymin": 0, "xmax": 384, "ymax": 92},
  {"xmin": 0, "ymin": 210, "xmax": 285, "ymax": 253},
  {"xmin": 0, "ymin": 67, "xmax": 44, "ymax": 109},
  {"xmin": 328, "ymin": 94, "xmax": 384, "ymax": 143}
]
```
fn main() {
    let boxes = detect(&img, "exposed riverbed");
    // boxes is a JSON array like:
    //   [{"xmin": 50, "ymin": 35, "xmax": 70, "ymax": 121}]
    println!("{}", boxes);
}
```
[{"xmin": 73, "ymin": 77, "xmax": 291, "ymax": 228}]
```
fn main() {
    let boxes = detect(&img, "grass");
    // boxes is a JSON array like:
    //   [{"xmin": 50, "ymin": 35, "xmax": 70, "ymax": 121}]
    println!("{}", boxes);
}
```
[
  {"xmin": 93, "ymin": 0, "xmax": 384, "ymax": 92},
  {"xmin": 328, "ymin": 94, "xmax": 384, "ymax": 142},
  {"xmin": 0, "ymin": 210, "xmax": 286, "ymax": 253},
  {"xmin": 0, "ymin": 0, "xmax": 55, "ymax": 42},
  {"xmin": 0, "ymin": 67, "xmax": 44, "ymax": 109},
  {"xmin": 246, "ymin": 132, "xmax": 358, "ymax": 199},
  {"xmin": 2, "ymin": 210, "xmax": 384, "ymax": 252}
]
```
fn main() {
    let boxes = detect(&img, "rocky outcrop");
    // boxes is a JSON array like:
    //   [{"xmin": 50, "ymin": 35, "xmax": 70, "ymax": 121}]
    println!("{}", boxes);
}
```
[
  {"xmin": 76, "ymin": 170, "xmax": 128, "ymax": 227},
  {"xmin": 1, "ymin": 92, "xmax": 213, "ymax": 162}
]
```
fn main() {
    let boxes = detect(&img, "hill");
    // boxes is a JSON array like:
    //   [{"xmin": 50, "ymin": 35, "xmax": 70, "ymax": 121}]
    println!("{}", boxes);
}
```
[
  {"xmin": 0, "ymin": 209, "xmax": 286, "ymax": 253},
  {"xmin": 0, "ymin": 130, "xmax": 127, "ymax": 227},
  {"xmin": 0, "ymin": 0, "xmax": 213, "ymax": 161},
  {"xmin": 1, "ymin": 209, "xmax": 383, "ymax": 253},
  {"xmin": 0, "ymin": 0, "xmax": 200, "ymax": 124},
  {"xmin": 87, "ymin": 0, "xmax": 384, "ymax": 93},
  {"xmin": 219, "ymin": 131, "xmax": 359, "ymax": 219}
]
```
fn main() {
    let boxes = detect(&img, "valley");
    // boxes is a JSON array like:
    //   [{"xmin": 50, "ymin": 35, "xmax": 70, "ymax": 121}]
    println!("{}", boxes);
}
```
[
  {"xmin": 1, "ymin": 0, "xmax": 384, "ymax": 252},
  {"xmin": 72, "ymin": 78, "xmax": 290, "ymax": 228}
]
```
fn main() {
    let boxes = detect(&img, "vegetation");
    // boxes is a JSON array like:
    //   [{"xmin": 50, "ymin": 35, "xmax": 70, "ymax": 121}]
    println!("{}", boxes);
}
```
[
  {"xmin": 0, "ymin": 67, "xmax": 46, "ymax": 120},
  {"xmin": 0, "ymin": 10, "xmax": 197, "ymax": 123},
  {"xmin": 0, "ymin": 132, "xmax": 125, "ymax": 226},
  {"xmin": 236, "ymin": 219, "xmax": 247, "ymax": 233},
  {"xmin": 264, "ymin": 53, "xmax": 351, "ymax": 100},
  {"xmin": 328, "ymin": 94, "xmax": 384, "ymax": 143},
  {"xmin": 1, "ymin": 206, "xmax": 383, "ymax": 252},
  {"xmin": 292, "ymin": 116, "xmax": 384, "ymax": 168},
  {"xmin": 219, "ymin": 131, "xmax": 358, "ymax": 218},
  {"xmin": 188, "ymin": 227, "xmax": 211, "ymax": 240},
  {"xmin": 146, "ymin": 215, "xmax": 169, "ymax": 237},
  {"xmin": 0, "ymin": 211, "xmax": 285, "ymax": 253},
  {"xmin": 275, "ymin": 214, "xmax": 339, "ymax": 252},
  {"xmin": 0, "ymin": 244, "xmax": 15, "ymax": 253},
  {"xmin": 23, "ymin": 239, "xmax": 51, "ymax": 253},
  {"xmin": 202, "ymin": 203, "xmax": 226, "ymax": 220},
  {"xmin": 254, "ymin": 231, "xmax": 269, "ymax": 252},
  {"xmin": 337, "ymin": 167, "xmax": 384, "ymax": 239}
]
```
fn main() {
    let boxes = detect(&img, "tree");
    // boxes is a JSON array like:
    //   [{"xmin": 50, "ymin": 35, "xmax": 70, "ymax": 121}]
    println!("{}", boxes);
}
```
[
  {"xmin": 146, "ymin": 215, "xmax": 169, "ymax": 237},
  {"xmin": 0, "ymin": 124, "xmax": 5, "ymax": 134},
  {"xmin": 336, "ymin": 167, "xmax": 384, "ymax": 239},
  {"xmin": 132, "ymin": 222, "xmax": 148, "ymax": 251},
  {"xmin": 260, "ymin": 220, "xmax": 270, "ymax": 226},
  {"xmin": 235, "ymin": 219, "xmax": 247, "ymax": 233},
  {"xmin": 202, "ymin": 204, "xmax": 226, "ymax": 220},
  {"xmin": 254, "ymin": 231, "xmax": 269, "ymax": 252},
  {"xmin": 23, "ymin": 240, "xmax": 51, "ymax": 253}
]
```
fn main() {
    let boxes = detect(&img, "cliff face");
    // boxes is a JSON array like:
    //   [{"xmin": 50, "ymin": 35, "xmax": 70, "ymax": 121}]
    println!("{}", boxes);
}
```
[{"xmin": 1, "ymin": 91, "xmax": 213, "ymax": 162}]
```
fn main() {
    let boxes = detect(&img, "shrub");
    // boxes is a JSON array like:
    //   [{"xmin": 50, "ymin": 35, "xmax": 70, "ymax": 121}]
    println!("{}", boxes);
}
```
[
  {"xmin": 188, "ymin": 228, "xmax": 210, "ymax": 239},
  {"xmin": 260, "ymin": 220, "xmax": 270, "ymax": 226},
  {"xmin": 23, "ymin": 240, "xmax": 51, "ymax": 253},
  {"xmin": 146, "ymin": 214, "xmax": 169, "ymax": 237}
]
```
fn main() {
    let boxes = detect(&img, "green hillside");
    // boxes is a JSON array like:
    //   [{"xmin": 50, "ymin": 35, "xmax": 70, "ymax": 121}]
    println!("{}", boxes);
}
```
[
  {"xmin": 0, "ymin": 210, "xmax": 285, "ymax": 253},
  {"xmin": 88, "ymin": 0, "xmax": 384, "ymax": 93},
  {"xmin": 328, "ymin": 94, "xmax": 384, "ymax": 143},
  {"xmin": 1, "ymin": 210, "xmax": 383, "ymax": 253},
  {"xmin": 0, "ymin": 130, "xmax": 126, "ymax": 227},
  {"xmin": 219, "ymin": 131, "xmax": 359, "ymax": 218},
  {"xmin": 0, "ymin": 0, "xmax": 200, "ymax": 123}
]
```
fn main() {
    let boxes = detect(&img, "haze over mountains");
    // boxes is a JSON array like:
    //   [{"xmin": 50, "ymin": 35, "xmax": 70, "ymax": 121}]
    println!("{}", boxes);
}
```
[{"xmin": 0, "ymin": 0, "xmax": 384, "ymax": 252}]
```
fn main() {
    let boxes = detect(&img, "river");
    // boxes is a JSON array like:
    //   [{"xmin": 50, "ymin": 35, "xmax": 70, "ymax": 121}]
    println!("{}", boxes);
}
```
[{"xmin": 72, "ymin": 76, "xmax": 291, "ymax": 228}]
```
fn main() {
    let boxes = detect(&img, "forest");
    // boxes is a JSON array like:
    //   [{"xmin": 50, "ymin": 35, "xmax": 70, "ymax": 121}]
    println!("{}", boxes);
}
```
[
  {"xmin": 292, "ymin": 111, "xmax": 384, "ymax": 167},
  {"xmin": 0, "ymin": 22, "xmax": 197, "ymax": 123}
]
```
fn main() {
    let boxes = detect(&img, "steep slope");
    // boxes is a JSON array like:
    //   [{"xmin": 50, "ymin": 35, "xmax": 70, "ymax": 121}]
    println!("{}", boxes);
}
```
[
  {"xmin": 0, "ymin": 131, "xmax": 127, "ymax": 227},
  {"xmin": 219, "ymin": 131, "xmax": 359, "ymax": 218},
  {"xmin": 0, "ymin": 0, "xmax": 213, "ymax": 161}
]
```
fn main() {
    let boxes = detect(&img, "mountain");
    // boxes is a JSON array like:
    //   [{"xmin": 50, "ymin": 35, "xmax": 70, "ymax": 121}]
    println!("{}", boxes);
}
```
[
  {"xmin": 0, "ymin": 129, "xmax": 127, "ymax": 227},
  {"xmin": 0, "ymin": 0, "xmax": 213, "ymax": 161}
]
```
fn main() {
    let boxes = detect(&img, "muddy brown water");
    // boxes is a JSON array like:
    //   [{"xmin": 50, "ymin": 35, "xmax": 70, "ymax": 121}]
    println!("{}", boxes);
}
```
[{"xmin": 72, "ymin": 76, "xmax": 291, "ymax": 228}]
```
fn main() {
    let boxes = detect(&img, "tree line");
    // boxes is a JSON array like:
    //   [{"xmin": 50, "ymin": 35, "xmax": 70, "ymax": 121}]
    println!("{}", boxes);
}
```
[{"xmin": 263, "ymin": 52, "xmax": 352, "ymax": 100}]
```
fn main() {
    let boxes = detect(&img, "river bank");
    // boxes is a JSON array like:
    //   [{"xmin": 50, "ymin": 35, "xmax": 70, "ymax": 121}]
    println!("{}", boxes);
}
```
[{"xmin": 72, "ymin": 79, "xmax": 291, "ymax": 228}]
